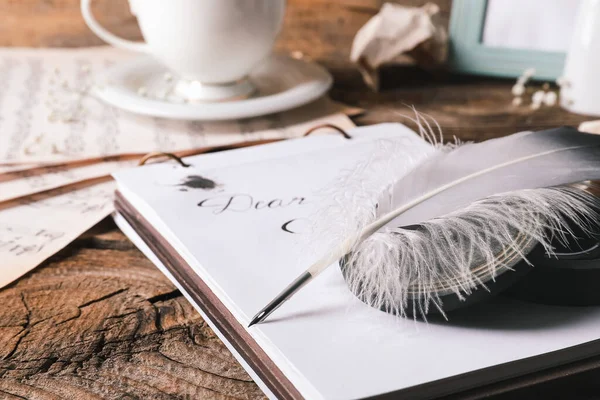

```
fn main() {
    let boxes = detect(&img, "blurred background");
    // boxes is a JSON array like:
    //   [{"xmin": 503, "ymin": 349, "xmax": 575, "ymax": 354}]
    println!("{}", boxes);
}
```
[{"xmin": 0, "ymin": 0, "xmax": 449, "ymax": 65}]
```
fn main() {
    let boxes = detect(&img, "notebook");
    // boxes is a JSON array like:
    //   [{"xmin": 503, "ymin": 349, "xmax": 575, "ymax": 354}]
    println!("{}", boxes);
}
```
[{"xmin": 113, "ymin": 124, "xmax": 600, "ymax": 399}]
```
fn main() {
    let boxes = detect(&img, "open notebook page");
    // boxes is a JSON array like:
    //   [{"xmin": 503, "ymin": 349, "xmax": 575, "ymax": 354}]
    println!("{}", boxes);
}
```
[{"xmin": 114, "ymin": 124, "xmax": 600, "ymax": 400}]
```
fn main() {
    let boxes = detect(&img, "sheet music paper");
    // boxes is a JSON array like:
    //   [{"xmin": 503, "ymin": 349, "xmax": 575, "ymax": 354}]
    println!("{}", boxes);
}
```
[
  {"xmin": 115, "ymin": 124, "xmax": 600, "ymax": 400},
  {"xmin": 0, "ymin": 47, "xmax": 355, "ymax": 164}
]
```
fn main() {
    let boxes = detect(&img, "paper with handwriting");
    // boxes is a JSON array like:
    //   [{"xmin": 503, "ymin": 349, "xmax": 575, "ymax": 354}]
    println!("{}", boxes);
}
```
[
  {"xmin": 0, "ymin": 47, "xmax": 355, "ymax": 164},
  {"xmin": 113, "ymin": 125, "xmax": 438, "ymax": 399},
  {"xmin": 115, "ymin": 125, "xmax": 600, "ymax": 400},
  {"xmin": 0, "ymin": 179, "xmax": 115, "ymax": 287}
]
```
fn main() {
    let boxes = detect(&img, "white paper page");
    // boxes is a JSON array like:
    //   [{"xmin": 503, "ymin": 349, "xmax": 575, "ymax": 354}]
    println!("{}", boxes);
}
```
[
  {"xmin": 115, "ymin": 123, "xmax": 600, "ymax": 400},
  {"xmin": 0, "ymin": 47, "xmax": 354, "ymax": 164}
]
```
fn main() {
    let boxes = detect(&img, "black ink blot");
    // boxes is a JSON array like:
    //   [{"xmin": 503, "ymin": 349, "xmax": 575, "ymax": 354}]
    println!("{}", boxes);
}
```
[{"xmin": 179, "ymin": 175, "xmax": 217, "ymax": 190}]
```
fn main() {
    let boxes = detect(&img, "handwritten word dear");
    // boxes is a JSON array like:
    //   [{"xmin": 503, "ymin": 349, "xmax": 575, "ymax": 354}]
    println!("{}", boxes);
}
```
[{"xmin": 198, "ymin": 194, "xmax": 307, "ymax": 215}]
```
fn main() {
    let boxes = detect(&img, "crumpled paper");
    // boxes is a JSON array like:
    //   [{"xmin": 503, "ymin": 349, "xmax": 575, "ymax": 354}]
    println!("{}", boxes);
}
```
[{"xmin": 350, "ymin": 2, "xmax": 448, "ymax": 90}]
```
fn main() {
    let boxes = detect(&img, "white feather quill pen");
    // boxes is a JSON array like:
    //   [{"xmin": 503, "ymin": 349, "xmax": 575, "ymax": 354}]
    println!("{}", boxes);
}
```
[
  {"xmin": 323, "ymin": 123, "xmax": 600, "ymax": 318},
  {"xmin": 249, "ymin": 121, "xmax": 600, "ymax": 326}
]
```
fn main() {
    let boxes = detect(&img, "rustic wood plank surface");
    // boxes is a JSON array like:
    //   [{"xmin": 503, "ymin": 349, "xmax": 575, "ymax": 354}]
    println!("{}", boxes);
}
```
[{"xmin": 0, "ymin": 1, "xmax": 598, "ymax": 399}]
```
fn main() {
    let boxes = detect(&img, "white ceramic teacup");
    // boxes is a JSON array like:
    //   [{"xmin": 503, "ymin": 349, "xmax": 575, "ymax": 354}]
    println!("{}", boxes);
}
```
[{"xmin": 82, "ymin": 0, "xmax": 286, "ymax": 101}]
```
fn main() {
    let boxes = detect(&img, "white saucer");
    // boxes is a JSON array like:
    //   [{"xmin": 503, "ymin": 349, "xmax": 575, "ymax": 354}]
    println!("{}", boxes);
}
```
[{"xmin": 93, "ymin": 54, "xmax": 333, "ymax": 121}]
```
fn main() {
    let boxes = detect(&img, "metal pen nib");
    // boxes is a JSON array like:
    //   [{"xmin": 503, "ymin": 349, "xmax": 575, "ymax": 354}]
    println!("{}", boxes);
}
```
[
  {"xmin": 248, "ymin": 271, "xmax": 313, "ymax": 327},
  {"xmin": 249, "ymin": 208, "xmax": 388, "ymax": 326},
  {"xmin": 249, "ymin": 238, "xmax": 353, "ymax": 327}
]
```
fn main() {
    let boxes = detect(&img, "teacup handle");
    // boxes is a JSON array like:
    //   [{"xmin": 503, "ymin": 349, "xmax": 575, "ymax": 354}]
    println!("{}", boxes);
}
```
[{"xmin": 81, "ymin": 0, "xmax": 149, "ymax": 53}]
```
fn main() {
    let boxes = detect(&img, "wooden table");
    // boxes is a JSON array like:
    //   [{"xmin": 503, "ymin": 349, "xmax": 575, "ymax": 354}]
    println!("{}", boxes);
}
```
[{"xmin": 1, "ymin": 1, "xmax": 599, "ymax": 399}]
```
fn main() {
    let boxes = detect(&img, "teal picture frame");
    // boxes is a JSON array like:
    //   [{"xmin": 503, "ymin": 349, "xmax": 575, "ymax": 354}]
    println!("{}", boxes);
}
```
[{"xmin": 449, "ymin": 0, "xmax": 566, "ymax": 80}]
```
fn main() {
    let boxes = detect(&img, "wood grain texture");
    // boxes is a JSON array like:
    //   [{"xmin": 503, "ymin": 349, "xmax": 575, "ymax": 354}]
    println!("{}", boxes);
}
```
[
  {"xmin": 0, "ymin": 220, "xmax": 264, "ymax": 399},
  {"xmin": 0, "ymin": 0, "xmax": 598, "ymax": 399}
]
